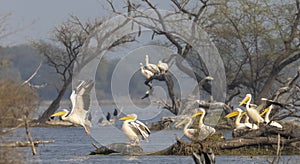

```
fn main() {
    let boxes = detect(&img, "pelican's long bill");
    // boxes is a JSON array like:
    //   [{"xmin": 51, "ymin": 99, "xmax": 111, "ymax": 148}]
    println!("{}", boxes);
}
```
[
  {"xmin": 191, "ymin": 111, "xmax": 204, "ymax": 118},
  {"xmin": 225, "ymin": 111, "xmax": 239, "ymax": 118},
  {"xmin": 51, "ymin": 111, "xmax": 67, "ymax": 117},
  {"xmin": 119, "ymin": 115, "xmax": 136, "ymax": 121},
  {"xmin": 176, "ymin": 118, "xmax": 190, "ymax": 127},
  {"xmin": 239, "ymin": 95, "xmax": 250, "ymax": 106},
  {"xmin": 260, "ymin": 106, "xmax": 270, "ymax": 116}
]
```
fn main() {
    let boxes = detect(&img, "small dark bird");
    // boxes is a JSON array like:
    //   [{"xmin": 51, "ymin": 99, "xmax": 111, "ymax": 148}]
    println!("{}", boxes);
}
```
[
  {"xmin": 106, "ymin": 112, "xmax": 111, "ymax": 121},
  {"xmin": 113, "ymin": 108, "xmax": 118, "ymax": 117}
]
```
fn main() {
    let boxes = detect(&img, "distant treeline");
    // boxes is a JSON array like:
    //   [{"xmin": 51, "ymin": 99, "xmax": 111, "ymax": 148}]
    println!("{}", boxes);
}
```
[{"xmin": 0, "ymin": 44, "xmax": 157, "ymax": 101}]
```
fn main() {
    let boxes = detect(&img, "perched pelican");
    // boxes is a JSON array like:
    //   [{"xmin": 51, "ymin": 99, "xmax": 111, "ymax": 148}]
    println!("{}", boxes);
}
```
[
  {"xmin": 239, "ymin": 94, "xmax": 264, "ymax": 126},
  {"xmin": 225, "ymin": 108, "xmax": 258, "ymax": 130},
  {"xmin": 176, "ymin": 117, "xmax": 199, "ymax": 142},
  {"xmin": 157, "ymin": 60, "xmax": 168, "ymax": 74},
  {"xmin": 51, "ymin": 80, "xmax": 94, "ymax": 135},
  {"xmin": 192, "ymin": 108, "xmax": 216, "ymax": 137},
  {"xmin": 145, "ymin": 55, "xmax": 160, "ymax": 74},
  {"xmin": 260, "ymin": 105, "xmax": 283, "ymax": 129},
  {"xmin": 140, "ymin": 63, "xmax": 154, "ymax": 79},
  {"xmin": 176, "ymin": 109, "xmax": 215, "ymax": 142},
  {"xmin": 119, "ymin": 114, "xmax": 151, "ymax": 145}
]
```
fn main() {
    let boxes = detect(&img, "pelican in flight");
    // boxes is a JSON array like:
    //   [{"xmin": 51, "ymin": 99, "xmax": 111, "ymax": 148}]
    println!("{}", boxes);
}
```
[
  {"xmin": 157, "ymin": 60, "xmax": 168, "ymax": 74},
  {"xmin": 119, "ymin": 114, "xmax": 151, "ymax": 145},
  {"xmin": 239, "ymin": 94, "xmax": 264, "ymax": 126},
  {"xmin": 192, "ymin": 108, "xmax": 216, "ymax": 137},
  {"xmin": 51, "ymin": 80, "xmax": 94, "ymax": 135},
  {"xmin": 260, "ymin": 105, "xmax": 283, "ymax": 129},
  {"xmin": 225, "ymin": 108, "xmax": 258, "ymax": 130},
  {"xmin": 145, "ymin": 55, "xmax": 160, "ymax": 74}
]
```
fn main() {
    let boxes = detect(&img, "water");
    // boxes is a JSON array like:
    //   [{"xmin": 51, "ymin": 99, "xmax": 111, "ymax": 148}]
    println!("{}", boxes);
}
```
[{"xmin": 1, "ymin": 127, "xmax": 299, "ymax": 164}]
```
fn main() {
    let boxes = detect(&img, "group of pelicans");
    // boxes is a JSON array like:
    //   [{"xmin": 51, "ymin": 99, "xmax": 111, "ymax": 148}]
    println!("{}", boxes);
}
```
[
  {"xmin": 49, "ymin": 55, "xmax": 284, "ymax": 146},
  {"xmin": 176, "ymin": 94, "xmax": 284, "ymax": 142}
]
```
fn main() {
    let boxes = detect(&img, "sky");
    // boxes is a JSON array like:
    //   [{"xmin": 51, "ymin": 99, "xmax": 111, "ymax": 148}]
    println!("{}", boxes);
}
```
[{"xmin": 0, "ymin": 0, "xmax": 106, "ymax": 46}]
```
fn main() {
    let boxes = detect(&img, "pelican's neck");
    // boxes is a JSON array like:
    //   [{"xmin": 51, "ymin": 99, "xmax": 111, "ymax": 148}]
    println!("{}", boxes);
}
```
[
  {"xmin": 244, "ymin": 115, "xmax": 249, "ymax": 123},
  {"xmin": 145, "ymin": 55, "xmax": 149, "ymax": 65},
  {"xmin": 236, "ymin": 111, "xmax": 242, "ymax": 127},
  {"xmin": 265, "ymin": 105, "xmax": 272, "ymax": 123},
  {"xmin": 198, "ymin": 112, "xmax": 205, "ymax": 128},
  {"xmin": 184, "ymin": 118, "xmax": 193, "ymax": 131},
  {"xmin": 245, "ymin": 95, "xmax": 252, "ymax": 110}
]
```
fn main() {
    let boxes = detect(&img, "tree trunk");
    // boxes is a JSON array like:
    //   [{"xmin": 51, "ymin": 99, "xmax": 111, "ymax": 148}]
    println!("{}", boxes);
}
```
[{"xmin": 38, "ymin": 77, "xmax": 72, "ymax": 123}]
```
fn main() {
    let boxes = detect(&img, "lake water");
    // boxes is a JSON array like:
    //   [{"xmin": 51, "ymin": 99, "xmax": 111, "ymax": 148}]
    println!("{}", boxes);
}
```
[
  {"xmin": 1, "ymin": 127, "xmax": 299, "ymax": 164},
  {"xmin": 1, "ymin": 105, "xmax": 299, "ymax": 163}
]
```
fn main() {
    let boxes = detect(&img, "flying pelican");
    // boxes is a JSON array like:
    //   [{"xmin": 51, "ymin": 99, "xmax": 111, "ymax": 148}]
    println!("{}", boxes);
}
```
[
  {"xmin": 119, "ymin": 114, "xmax": 151, "ymax": 145},
  {"xmin": 239, "ymin": 94, "xmax": 264, "ymax": 127},
  {"xmin": 191, "ymin": 108, "xmax": 216, "ymax": 137},
  {"xmin": 225, "ymin": 108, "xmax": 258, "ymax": 130},
  {"xmin": 140, "ymin": 63, "xmax": 154, "ymax": 79},
  {"xmin": 51, "ymin": 80, "xmax": 94, "ymax": 135},
  {"xmin": 145, "ymin": 55, "xmax": 160, "ymax": 74},
  {"xmin": 157, "ymin": 60, "xmax": 168, "ymax": 74},
  {"xmin": 260, "ymin": 105, "xmax": 283, "ymax": 129}
]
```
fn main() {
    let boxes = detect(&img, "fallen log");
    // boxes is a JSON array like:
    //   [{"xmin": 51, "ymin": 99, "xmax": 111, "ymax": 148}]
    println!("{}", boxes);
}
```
[
  {"xmin": 90, "ymin": 143, "xmax": 143, "ymax": 155},
  {"xmin": 0, "ymin": 140, "xmax": 55, "ymax": 147}
]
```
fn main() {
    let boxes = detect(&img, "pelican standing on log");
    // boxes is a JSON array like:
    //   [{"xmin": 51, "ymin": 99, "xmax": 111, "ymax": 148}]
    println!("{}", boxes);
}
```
[
  {"xmin": 176, "ymin": 109, "xmax": 215, "ymax": 142},
  {"xmin": 50, "ymin": 80, "xmax": 94, "ymax": 135},
  {"xmin": 239, "ymin": 94, "xmax": 264, "ymax": 127},
  {"xmin": 225, "ymin": 108, "xmax": 258, "ymax": 130},
  {"xmin": 119, "ymin": 114, "xmax": 151, "ymax": 145},
  {"xmin": 192, "ymin": 108, "xmax": 216, "ymax": 137},
  {"xmin": 260, "ymin": 105, "xmax": 283, "ymax": 129},
  {"xmin": 176, "ymin": 117, "xmax": 198, "ymax": 142}
]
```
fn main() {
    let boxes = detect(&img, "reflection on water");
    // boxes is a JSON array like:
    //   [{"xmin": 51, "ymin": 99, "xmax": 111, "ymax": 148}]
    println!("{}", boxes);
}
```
[{"xmin": 1, "ymin": 127, "xmax": 299, "ymax": 163}]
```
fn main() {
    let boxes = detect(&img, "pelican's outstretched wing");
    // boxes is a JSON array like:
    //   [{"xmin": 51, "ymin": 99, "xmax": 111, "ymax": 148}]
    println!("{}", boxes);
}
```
[
  {"xmin": 128, "ymin": 120, "xmax": 151, "ymax": 141},
  {"xmin": 69, "ymin": 80, "xmax": 94, "ymax": 118}
]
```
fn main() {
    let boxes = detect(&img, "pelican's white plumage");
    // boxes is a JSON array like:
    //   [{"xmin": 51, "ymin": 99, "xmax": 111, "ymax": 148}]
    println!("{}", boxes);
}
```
[
  {"xmin": 140, "ymin": 63, "xmax": 154, "ymax": 79},
  {"xmin": 119, "ymin": 114, "xmax": 151, "ymax": 145},
  {"xmin": 176, "ymin": 117, "xmax": 199, "ymax": 142},
  {"xmin": 51, "ymin": 80, "xmax": 94, "ymax": 135},
  {"xmin": 239, "ymin": 94, "xmax": 264, "ymax": 126},
  {"xmin": 261, "ymin": 105, "xmax": 283, "ymax": 129},
  {"xmin": 157, "ymin": 60, "xmax": 168, "ymax": 74},
  {"xmin": 145, "ymin": 55, "xmax": 160, "ymax": 74},
  {"xmin": 192, "ymin": 108, "xmax": 216, "ymax": 137},
  {"xmin": 176, "ymin": 109, "xmax": 215, "ymax": 142},
  {"xmin": 225, "ymin": 108, "xmax": 258, "ymax": 130}
]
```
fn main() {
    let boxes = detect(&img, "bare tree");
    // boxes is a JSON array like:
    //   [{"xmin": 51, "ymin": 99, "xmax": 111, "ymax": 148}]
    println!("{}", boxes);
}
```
[{"xmin": 33, "ymin": 15, "xmax": 135, "ymax": 123}]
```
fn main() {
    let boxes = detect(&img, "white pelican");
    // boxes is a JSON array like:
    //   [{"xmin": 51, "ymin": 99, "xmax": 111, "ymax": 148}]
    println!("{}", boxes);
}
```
[
  {"xmin": 145, "ymin": 55, "xmax": 160, "ymax": 74},
  {"xmin": 191, "ymin": 108, "xmax": 216, "ymax": 137},
  {"xmin": 225, "ymin": 108, "xmax": 258, "ymax": 130},
  {"xmin": 119, "ymin": 114, "xmax": 151, "ymax": 145},
  {"xmin": 157, "ymin": 60, "xmax": 168, "ymax": 74},
  {"xmin": 260, "ymin": 105, "xmax": 283, "ymax": 129},
  {"xmin": 140, "ymin": 63, "xmax": 154, "ymax": 79},
  {"xmin": 239, "ymin": 94, "xmax": 264, "ymax": 126},
  {"xmin": 176, "ymin": 109, "xmax": 215, "ymax": 142},
  {"xmin": 51, "ymin": 80, "xmax": 94, "ymax": 135},
  {"xmin": 176, "ymin": 117, "xmax": 199, "ymax": 142}
]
